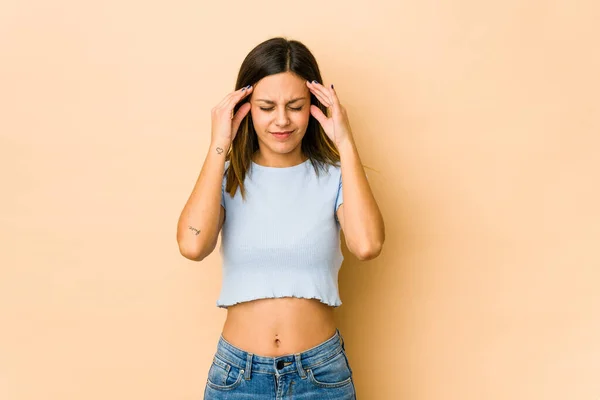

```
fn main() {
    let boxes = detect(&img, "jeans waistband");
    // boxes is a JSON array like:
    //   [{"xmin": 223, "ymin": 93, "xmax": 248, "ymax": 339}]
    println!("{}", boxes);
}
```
[{"xmin": 214, "ymin": 328, "xmax": 346, "ymax": 378}]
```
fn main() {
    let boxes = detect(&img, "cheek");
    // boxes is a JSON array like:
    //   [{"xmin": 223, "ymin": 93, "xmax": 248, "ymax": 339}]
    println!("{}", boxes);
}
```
[
  {"xmin": 250, "ymin": 109, "xmax": 268, "ymax": 131},
  {"xmin": 294, "ymin": 110, "xmax": 311, "ymax": 129}
]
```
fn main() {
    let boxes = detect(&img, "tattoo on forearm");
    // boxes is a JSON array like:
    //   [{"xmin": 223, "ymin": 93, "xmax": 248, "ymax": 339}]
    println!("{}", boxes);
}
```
[
  {"xmin": 188, "ymin": 226, "xmax": 201, "ymax": 235},
  {"xmin": 216, "ymin": 147, "xmax": 223, "ymax": 154}
]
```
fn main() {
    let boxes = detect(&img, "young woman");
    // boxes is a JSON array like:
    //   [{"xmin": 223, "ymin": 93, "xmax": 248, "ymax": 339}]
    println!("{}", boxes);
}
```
[{"xmin": 177, "ymin": 37, "xmax": 385, "ymax": 399}]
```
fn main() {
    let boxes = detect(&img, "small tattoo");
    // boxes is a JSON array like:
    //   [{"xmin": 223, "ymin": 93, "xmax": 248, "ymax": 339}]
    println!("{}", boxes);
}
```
[
  {"xmin": 216, "ymin": 147, "xmax": 223, "ymax": 154},
  {"xmin": 188, "ymin": 226, "xmax": 201, "ymax": 235}
]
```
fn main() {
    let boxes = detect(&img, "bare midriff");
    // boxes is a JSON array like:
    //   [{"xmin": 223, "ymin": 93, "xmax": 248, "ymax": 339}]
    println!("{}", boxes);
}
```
[{"xmin": 221, "ymin": 297, "xmax": 337, "ymax": 357}]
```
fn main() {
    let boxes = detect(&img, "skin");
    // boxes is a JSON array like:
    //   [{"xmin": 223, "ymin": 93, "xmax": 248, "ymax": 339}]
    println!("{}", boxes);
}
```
[
  {"xmin": 249, "ymin": 71, "xmax": 311, "ymax": 167},
  {"xmin": 220, "ymin": 71, "xmax": 384, "ymax": 356}
]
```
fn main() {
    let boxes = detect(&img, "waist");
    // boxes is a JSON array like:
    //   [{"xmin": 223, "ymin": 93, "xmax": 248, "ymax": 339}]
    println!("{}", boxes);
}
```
[
  {"xmin": 214, "ymin": 328, "xmax": 346, "ymax": 374},
  {"xmin": 222, "ymin": 297, "xmax": 336, "ymax": 356}
]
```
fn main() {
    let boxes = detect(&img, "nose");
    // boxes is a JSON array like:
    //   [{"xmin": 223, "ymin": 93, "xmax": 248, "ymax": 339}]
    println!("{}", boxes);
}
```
[{"xmin": 275, "ymin": 108, "xmax": 290, "ymax": 127}]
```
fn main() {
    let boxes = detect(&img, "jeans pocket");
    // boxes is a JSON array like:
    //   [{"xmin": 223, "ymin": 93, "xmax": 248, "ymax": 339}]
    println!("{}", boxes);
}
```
[
  {"xmin": 206, "ymin": 355, "xmax": 245, "ymax": 391},
  {"xmin": 306, "ymin": 350, "xmax": 353, "ymax": 389}
]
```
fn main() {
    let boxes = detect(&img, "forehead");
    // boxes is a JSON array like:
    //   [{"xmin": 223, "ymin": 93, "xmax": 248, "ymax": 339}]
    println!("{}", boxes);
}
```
[{"xmin": 252, "ymin": 71, "xmax": 309, "ymax": 101}]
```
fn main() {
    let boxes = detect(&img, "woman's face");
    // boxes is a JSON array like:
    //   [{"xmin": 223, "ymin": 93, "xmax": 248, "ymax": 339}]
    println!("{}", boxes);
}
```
[{"xmin": 249, "ymin": 71, "xmax": 311, "ymax": 160}]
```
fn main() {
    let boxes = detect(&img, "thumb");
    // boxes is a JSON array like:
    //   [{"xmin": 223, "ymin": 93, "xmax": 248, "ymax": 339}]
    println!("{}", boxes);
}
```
[
  {"xmin": 231, "ymin": 102, "xmax": 251, "ymax": 134},
  {"xmin": 310, "ymin": 105, "xmax": 328, "ymax": 127}
]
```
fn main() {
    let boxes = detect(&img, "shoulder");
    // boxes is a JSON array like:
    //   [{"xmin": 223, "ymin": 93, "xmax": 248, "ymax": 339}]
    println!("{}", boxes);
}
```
[
  {"xmin": 307, "ymin": 160, "xmax": 342, "ymax": 189},
  {"xmin": 310, "ymin": 159, "xmax": 341, "ymax": 175},
  {"xmin": 317, "ymin": 161, "xmax": 342, "ymax": 182},
  {"xmin": 222, "ymin": 160, "xmax": 231, "ymax": 186}
]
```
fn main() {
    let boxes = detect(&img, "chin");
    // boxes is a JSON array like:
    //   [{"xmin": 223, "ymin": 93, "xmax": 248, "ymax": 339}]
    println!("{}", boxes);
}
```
[
  {"xmin": 272, "ymin": 144, "xmax": 301, "ymax": 154},
  {"xmin": 256, "ymin": 130, "xmax": 306, "ymax": 152}
]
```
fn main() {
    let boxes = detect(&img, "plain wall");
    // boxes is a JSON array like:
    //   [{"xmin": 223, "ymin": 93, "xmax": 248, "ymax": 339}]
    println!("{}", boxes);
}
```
[{"xmin": 1, "ymin": 0, "xmax": 599, "ymax": 398}]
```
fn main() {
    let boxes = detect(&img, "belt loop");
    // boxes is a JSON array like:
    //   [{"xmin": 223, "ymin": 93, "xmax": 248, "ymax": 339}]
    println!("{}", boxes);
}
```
[
  {"xmin": 244, "ymin": 353, "xmax": 253, "ymax": 380},
  {"xmin": 294, "ymin": 353, "xmax": 306, "ymax": 379},
  {"xmin": 339, "ymin": 330, "xmax": 345, "ymax": 350}
]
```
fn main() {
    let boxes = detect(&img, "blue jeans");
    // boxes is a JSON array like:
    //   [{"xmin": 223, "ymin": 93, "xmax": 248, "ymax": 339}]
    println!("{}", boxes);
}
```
[{"xmin": 203, "ymin": 328, "xmax": 357, "ymax": 399}]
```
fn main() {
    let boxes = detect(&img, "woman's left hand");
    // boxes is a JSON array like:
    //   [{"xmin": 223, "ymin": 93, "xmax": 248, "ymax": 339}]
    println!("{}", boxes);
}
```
[{"xmin": 306, "ymin": 81, "xmax": 353, "ymax": 147}]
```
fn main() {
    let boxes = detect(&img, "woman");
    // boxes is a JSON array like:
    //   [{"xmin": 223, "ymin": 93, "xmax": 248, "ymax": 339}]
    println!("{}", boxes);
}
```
[{"xmin": 177, "ymin": 37, "xmax": 385, "ymax": 399}]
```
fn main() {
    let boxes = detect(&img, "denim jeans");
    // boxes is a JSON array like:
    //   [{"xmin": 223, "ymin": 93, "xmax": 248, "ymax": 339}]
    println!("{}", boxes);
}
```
[{"xmin": 203, "ymin": 328, "xmax": 357, "ymax": 399}]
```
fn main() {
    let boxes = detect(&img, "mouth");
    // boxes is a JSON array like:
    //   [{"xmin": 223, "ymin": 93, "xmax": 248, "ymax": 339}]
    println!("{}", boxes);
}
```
[{"xmin": 270, "ymin": 130, "xmax": 294, "ymax": 140}]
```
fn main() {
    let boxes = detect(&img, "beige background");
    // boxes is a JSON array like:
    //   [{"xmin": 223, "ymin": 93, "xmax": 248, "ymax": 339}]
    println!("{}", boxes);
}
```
[{"xmin": 1, "ymin": 0, "xmax": 599, "ymax": 399}]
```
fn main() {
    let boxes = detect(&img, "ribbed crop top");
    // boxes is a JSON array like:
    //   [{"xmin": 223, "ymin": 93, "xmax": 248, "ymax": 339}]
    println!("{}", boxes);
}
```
[{"xmin": 217, "ymin": 158, "xmax": 344, "ymax": 308}]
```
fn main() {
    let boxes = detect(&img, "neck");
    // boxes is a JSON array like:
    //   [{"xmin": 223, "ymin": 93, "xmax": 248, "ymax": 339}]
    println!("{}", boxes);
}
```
[{"xmin": 253, "ymin": 150, "xmax": 307, "ymax": 168}]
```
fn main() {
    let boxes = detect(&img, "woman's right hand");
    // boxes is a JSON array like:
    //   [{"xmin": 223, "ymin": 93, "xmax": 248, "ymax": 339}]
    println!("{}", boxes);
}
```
[{"xmin": 210, "ymin": 85, "xmax": 254, "ymax": 150}]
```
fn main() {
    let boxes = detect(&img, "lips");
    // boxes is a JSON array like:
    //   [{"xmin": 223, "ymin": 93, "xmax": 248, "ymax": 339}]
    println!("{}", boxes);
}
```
[{"xmin": 271, "ymin": 130, "xmax": 294, "ymax": 140}]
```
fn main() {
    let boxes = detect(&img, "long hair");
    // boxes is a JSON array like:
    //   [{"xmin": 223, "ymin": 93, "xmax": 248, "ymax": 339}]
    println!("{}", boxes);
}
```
[{"xmin": 225, "ymin": 37, "xmax": 340, "ymax": 200}]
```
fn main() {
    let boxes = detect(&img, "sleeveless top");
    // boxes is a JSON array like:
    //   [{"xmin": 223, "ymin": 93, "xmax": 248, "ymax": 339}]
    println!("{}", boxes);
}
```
[{"xmin": 217, "ymin": 158, "xmax": 344, "ymax": 308}]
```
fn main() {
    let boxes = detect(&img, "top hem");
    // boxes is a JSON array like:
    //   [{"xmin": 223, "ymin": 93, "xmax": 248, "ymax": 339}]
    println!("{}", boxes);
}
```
[{"xmin": 216, "ymin": 294, "xmax": 342, "ymax": 309}]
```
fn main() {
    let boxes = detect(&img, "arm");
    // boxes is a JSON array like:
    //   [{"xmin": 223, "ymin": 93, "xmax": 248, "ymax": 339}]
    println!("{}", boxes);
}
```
[
  {"xmin": 176, "ymin": 85, "xmax": 253, "ymax": 261},
  {"xmin": 306, "ymin": 80, "xmax": 385, "ymax": 261},
  {"xmin": 176, "ymin": 141, "xmax": 228, "ymax": 261},
  {"xmin": 336, "ymin": 137, "xmax": 385, "ymax": 261}
]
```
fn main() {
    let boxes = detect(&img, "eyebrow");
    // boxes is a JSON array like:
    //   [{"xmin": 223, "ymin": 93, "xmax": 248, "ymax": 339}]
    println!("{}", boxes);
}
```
[{"xmin": 255, "ymin": 97, "xmax": 307, "ymax": 104}]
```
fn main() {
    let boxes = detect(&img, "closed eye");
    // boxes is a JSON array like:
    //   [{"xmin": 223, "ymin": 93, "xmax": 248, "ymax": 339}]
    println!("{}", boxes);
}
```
[{"xmin": 259, "ymin": 106, "xmax": 304, "ymax": 112}]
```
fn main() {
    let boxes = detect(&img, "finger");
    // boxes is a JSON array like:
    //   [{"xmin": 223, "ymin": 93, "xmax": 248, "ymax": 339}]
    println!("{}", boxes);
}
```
[
  {"xmin": 217, "ymin": 85, "xmax": 252, "ymax": 110},
  {"xmin": 220, "ymin": 87, "xmax": 253, "ymax": 121},
  {"xmin": 310, "ymin": 105, "xmax": 328, "ymax": 126},
  {"xmin": 227, "ymin": 85, "xmax": 253, "ymax": 111},
  {"xmin": 308, "ymin": 81, "xmax": 334, "ymax": 106},
  {"xmin": 308, "ymin": 86, "xmax": 332, "ymax": 108},
  {"xmin": 216, "ymin": 87, "xmax": 243, "ymax": 109},
  {"xmin": 228, "ymin": 87, "xmax": 252, "ymax": 119},
  {"xmin": 308, "ymin": 86, "xmax": 333, "ymax": 108},
  {"xmin": 312, "ymin": 93, "xmax": 331, "ymax": 108},
  {"xmin": 328, "ymin": 84, "xmax": 341, "ymax": 108},
  {"xmin": 231, "ymin": 102, "xmax": 252, "ymax": 132}
]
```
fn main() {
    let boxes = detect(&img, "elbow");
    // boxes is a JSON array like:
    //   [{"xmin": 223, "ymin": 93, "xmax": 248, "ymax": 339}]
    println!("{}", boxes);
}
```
[
  {"xmin": 355, "ymin": 241, "xmax": 383, "ymax": 261},
  {"xmin": 178, "ymin": 244, "xmax": 204, "ymax": 262},
  {"xmin": 177, "ymin": 241, "xmax": 211, "ymax": 262},
  {"xmin": 350, "ymin": 217, "xmax": 385, "ymax": 261},
  {"xmin": 177, "ymin": 225, "xmax": 218, "ymax": 262}
]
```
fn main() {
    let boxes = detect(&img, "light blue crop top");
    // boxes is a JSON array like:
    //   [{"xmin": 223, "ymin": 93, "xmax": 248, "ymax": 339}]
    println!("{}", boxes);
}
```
[{"xmin": 217, "ymin": 158, "xmax": 344, "ymax": 308}]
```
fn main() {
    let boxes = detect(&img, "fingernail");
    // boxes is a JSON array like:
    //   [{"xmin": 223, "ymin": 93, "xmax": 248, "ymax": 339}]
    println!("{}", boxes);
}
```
[
  {"xmin": 312, "ymin": 80, "xmax": 318, "ymax": 84},
  {"xmin": 241, "ymin": 87, "xmax": 246, "ymax": 91},
  {"xmin": 247, "ymin": 85, "xmax": 252, "ymax": 89}
]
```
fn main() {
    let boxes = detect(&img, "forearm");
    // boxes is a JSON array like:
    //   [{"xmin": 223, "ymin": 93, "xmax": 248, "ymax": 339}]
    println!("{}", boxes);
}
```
[
  {"xmin": 338, "ymin": 138, "xmax": 385, "ymax": 258},
  {"xmin": 176, "ymin": 140, "xmax": 229, "ymax": 260}
]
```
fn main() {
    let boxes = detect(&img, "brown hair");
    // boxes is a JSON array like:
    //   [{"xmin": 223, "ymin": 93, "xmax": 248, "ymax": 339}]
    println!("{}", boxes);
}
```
[{"xmin": 224, "ymin": 37, "xmax": 340, "ymax": 200}]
